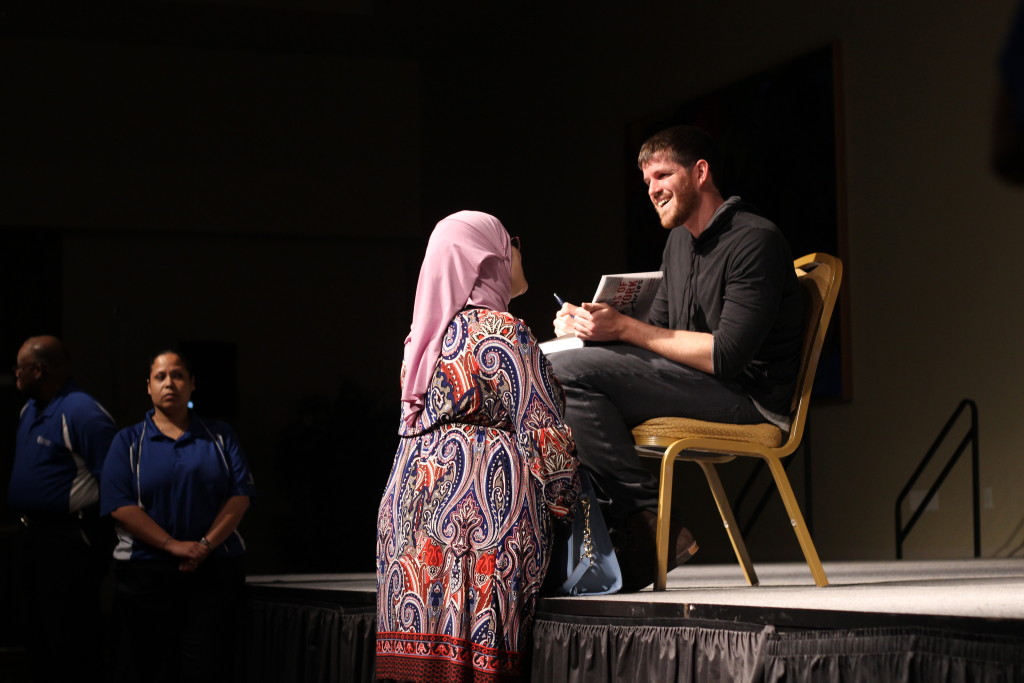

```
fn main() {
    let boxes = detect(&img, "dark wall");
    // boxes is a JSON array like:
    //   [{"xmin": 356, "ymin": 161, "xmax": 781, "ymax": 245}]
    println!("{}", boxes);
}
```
[
  {"xmin": 1, "ymin": 7, "xmax": 428, "ymax": 573},
  {"xmin": 1, "ymin": 2, "xmax": 819, "ymax": 574}
]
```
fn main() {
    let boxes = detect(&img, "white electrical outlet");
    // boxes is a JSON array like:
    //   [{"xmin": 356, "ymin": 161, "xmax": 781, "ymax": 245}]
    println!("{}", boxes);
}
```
[{"xmin": 983, "ymin": 487, "xmax": 994, "ymax": 510}]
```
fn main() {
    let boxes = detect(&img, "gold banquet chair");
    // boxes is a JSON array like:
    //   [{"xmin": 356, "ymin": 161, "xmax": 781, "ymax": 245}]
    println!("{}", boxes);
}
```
[{"xmin": 632, "ymin": 253, "xmax": 842, "ymax": 590}]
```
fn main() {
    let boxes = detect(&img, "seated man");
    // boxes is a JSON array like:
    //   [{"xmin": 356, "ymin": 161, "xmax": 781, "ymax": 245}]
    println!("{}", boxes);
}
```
[{"xmin": 548, "ymin": 125, "xmax": 803, "ymax": 591}]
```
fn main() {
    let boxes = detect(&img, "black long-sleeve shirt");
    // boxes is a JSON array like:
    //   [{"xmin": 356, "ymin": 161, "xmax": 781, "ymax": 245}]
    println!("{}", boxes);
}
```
[{"xmin": 647, "ymin": 196, "xmax": 804, "ymax": 425}]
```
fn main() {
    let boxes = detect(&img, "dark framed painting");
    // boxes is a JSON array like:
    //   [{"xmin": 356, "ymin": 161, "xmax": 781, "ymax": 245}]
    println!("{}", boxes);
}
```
[{"xmin": 625, "ymin": 43, "xmax": 851, "ymax": 400}]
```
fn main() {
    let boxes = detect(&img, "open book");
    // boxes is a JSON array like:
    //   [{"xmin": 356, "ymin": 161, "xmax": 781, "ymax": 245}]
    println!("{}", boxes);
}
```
[{"xmin": 539, "ymin": 271, "xmax": 663, "ymax": 355}]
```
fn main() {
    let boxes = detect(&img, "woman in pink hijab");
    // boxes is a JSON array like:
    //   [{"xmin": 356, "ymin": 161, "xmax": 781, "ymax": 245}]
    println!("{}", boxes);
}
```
[{"xmin": 376, "ymin": 211, "xmax": 578, "ymax": 682}]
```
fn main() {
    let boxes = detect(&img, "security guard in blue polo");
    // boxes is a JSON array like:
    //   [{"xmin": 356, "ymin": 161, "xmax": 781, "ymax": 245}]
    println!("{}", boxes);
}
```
[{"xmin": 9, "ymin": 335, "xmax": 116, "ymax": 683}]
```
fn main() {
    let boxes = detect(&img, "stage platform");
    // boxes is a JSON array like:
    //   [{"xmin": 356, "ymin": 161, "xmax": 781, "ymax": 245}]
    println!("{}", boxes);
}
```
[{"xmin": 244, "ymin": 559, "xmax": 1024, "ymax": 682}]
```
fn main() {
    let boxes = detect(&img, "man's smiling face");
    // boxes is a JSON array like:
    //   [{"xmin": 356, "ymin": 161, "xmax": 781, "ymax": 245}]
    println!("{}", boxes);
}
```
[{"xmin": 642, "ymin": 154, "xmax": 700, "ymax": 230}]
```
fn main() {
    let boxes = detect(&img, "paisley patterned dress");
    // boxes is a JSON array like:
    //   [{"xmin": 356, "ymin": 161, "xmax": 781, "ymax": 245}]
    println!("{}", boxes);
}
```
[{"xmin": 376, "ymin": 308, "xmax": 578, "ymax": 682}]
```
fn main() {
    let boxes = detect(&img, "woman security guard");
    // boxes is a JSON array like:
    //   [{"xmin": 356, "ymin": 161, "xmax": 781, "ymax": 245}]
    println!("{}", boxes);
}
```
[{"xmin": 101, "ymin": 350, "xmax": 256, "ymax": 682}]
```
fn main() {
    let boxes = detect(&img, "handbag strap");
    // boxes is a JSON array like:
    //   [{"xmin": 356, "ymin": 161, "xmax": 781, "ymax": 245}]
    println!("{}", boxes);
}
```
[{"xmin": 558, "ymin": 494, "xmax": 597, "ymax": 595}]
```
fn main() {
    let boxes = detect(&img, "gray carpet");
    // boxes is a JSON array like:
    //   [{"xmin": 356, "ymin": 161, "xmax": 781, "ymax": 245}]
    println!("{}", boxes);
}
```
[
  {"xmin": 581, "ymin": 558, "xmax": 1024, "ymax": 619},
  {"xmin": 249, "ymin": 558, "xmax": 1024, "ymax": 620}
]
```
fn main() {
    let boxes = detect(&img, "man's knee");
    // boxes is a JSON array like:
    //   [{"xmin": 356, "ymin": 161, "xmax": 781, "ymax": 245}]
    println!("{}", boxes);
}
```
[{"xmin": 545, "ymin": 348, "xmax": 586, "ymax": 385}]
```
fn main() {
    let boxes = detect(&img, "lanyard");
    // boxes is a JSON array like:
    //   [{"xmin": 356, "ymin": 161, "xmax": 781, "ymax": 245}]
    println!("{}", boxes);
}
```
[{"xmin": 130, "ymin": 416, "xmax": 230, "ymax": 509}]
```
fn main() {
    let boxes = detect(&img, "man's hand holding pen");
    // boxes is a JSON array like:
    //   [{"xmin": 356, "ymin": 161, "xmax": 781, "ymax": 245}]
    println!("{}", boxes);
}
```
[
  {"xmin": 553, "ymin": 293, "xmax": 575, "ymax": 336},
  {"xmin": 553, "ymin": 293, "xmax": 576, "ymax": 336},
  {"xmin": 552, "ymin": 293, "xmax": 624, "ymax": 341},
  {"xmin": 553, "ymin": 302, "xmax": 577, "ymax": 336}
]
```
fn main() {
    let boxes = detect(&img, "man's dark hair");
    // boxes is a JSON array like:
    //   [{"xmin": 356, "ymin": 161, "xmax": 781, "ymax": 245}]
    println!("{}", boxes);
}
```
[{"xmin": 637, "ymin": 125, "xmax": 723, "ymax": 186}]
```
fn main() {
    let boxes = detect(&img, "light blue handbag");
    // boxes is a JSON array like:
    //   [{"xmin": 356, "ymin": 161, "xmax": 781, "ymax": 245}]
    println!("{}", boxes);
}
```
[{"xmin": 544, "ymin": 470, "xmax": 622, "ymax": 596}]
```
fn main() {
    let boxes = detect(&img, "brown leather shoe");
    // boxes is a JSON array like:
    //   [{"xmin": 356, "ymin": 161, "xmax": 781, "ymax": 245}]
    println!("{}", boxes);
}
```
[
  {"xmin": 668, "ymin": 519, "xmax": 699, "ymax": 570},
  {"xmin": 616, "ymin": 510, "xmax": 698, "ymax": 592}
]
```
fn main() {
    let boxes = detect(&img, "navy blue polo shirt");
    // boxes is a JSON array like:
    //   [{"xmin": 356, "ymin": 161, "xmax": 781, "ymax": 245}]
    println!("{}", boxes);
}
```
[
  {"xmin": 9, "ymin": 383, "xmax": 117, "ymax": 516},
  {"xmin": 100, "ymin": 410, "xmax": 256, "ymax": 561}
]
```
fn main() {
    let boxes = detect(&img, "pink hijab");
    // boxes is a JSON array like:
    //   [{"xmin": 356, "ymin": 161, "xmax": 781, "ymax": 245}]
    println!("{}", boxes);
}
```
[{"xmin": 401, "ymin": 211, "xmax": 513, "ymax": 424}]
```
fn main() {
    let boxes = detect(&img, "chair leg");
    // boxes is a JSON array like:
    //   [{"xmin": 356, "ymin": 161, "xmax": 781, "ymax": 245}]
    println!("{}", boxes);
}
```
[
  {"xmin": 764, "ymin": 456, "xmax": 829, "ymax": 587},
  {"xmin": 653, "ymin": 452, "xmax": 678, "ymax": 591},
  {"xmin": 696, "ymin": 461, "xmax": 759, "ymax": 586}
]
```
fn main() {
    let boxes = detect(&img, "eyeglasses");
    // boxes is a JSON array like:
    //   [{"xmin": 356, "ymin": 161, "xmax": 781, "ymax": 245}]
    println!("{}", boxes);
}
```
[{"xmin": 510, "ymin": 235, "xmax": 522, "ymax": 251}]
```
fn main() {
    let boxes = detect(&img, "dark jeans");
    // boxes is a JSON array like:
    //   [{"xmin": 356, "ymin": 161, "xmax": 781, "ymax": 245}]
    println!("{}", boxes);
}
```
[
  {"xmin": 111, "ymin": 556, "xmax": 245, "ymax": 683},
  {"xmin": 18, "ymin": 507, "xmax": 113, "ymax": 683},
  {"xmin": 547, "ymin": 343, "xmax": 764, "ymax": 524}
]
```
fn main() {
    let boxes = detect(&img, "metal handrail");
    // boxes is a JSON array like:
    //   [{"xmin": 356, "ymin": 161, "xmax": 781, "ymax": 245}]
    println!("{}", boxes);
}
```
[{"xmin": 894, "ymin": 399, "xmax": 980, "ymax": 559}]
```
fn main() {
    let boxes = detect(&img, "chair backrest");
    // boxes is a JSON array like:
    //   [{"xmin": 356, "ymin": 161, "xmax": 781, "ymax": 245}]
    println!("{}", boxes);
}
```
[{"xmin": 783, "ymin": 253, "xmax": 843, "ymax": 453}]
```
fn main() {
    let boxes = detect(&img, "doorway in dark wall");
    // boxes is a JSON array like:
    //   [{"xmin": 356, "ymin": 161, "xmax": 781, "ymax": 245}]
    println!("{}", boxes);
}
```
[{"xmin": 178, "ymin": 340, "xmax": 238, "ymax": 421}]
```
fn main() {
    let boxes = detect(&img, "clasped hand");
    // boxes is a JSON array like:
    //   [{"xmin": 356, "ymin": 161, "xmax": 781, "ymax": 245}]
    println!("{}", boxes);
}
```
[
  {"xmin": 165, "ymin": 538, "xmax": 212, "ymax": 573},
  {"xmin": 553, "ymin": 301, "xmax": 623, "ymax": 341}
]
